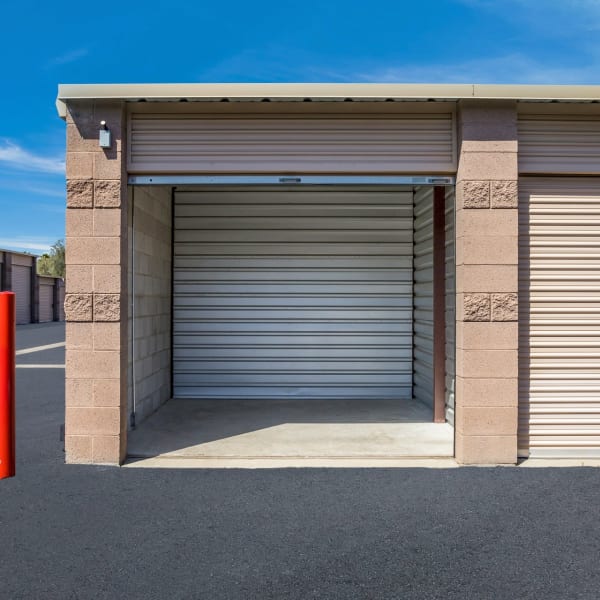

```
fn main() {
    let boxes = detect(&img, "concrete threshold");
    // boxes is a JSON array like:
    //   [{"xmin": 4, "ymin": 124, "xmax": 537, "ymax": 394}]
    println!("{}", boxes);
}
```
[
  {"xmin": 124, "ymin": 456, "xmax": 459, "ymax": 469},
  {"xmin": 126, "ymin": 398, "xmax": 455, "ymax": 468}
]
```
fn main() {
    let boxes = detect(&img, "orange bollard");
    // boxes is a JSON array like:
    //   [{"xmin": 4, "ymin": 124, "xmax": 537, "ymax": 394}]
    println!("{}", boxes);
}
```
[{"xmin": 0, "ymin": 292, "xmax": 15, "ymax": 479}]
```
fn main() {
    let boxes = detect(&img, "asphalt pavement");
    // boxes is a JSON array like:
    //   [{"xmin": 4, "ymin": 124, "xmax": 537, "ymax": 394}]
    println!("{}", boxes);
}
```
[{"xmin": 1, "ymin": 322, "xmax": 600, "ymax": 599}]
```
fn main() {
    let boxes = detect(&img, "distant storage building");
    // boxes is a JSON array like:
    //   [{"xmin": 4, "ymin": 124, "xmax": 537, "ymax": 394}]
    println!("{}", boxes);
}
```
[
  {"xmin": 0, "ymin": 249, "xmax": 64, "ymax": 324},
  {"xmin": 57, "ymin": 83, "xmax": 600, "ymax": 465}
]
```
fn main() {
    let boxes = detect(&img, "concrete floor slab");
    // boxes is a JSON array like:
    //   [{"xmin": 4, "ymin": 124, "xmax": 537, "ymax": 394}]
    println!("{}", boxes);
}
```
[{"xmin": 127, "ymin": 399, "xmax": 454, "ymax": 466}]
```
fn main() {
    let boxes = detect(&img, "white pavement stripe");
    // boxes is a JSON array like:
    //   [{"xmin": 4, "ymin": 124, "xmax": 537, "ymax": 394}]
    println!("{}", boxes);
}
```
[
  {"xmin": 16, "ymin": 364, "xmax": 65, "ymax": 369},
  {"xmin": 16, "ymin": 342, "xmax": 66, "ymax": 356}
]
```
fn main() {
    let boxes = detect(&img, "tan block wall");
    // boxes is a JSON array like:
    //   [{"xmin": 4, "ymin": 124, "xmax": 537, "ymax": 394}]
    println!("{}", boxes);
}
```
[
  {"xmin": 455, "ymin": 100, "xmax": 519, "ymax": 465},
  {"xmin": 64, "ymin": 100, "xmax": 128, "ymax": 465},
  {"xmin": 128, "ymin": 186, "xmax": 172, "ymax": 424}
]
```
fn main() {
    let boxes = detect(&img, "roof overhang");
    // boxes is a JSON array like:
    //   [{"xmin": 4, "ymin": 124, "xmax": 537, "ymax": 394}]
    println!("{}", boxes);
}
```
[{"xmin": 56, "ymin": 83, "xmax": 600, "ymax": 118}]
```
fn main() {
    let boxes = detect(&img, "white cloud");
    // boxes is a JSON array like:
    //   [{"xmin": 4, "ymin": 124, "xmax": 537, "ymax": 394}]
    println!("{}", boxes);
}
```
[
  {"xmin": 0, "ymin": 237, "xmax": 55, "ymax": 254},
  {"xmin": 353, "ymin": 53, "xmax": 600, "ymax": 85},
  {"xmin": 47, "ymin": 47, "xmax": 89, "ymax": 67},
  {"xmin": 0, "ymin": 141, "xmax": 65, "ymax": 175}
]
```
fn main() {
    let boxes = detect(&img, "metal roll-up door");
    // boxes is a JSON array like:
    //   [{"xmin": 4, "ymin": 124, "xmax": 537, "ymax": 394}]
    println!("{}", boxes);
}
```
[
  {"xmin": 39, "ymin": 280, "xmax": 54, "ymax": 322},
  {"xmin": 173, "ymin": 187, "xmax": 414, "ymax": 400},
  {"xmin": 129, "ymin": 113, "xmax": 456, "ymax": 174},
  {"xmin": 13, "ymin": 265, "xmax": 31, "ymax": 325},
  {"xmin": 519, "ymin": 178, "xmax": 600, "ymax": 457},
  {"xmin": 518, "ymin": 113, "xmax": 600, "ymax": 175},
  {"xmin": 444, "ymin": 188, "xmax": 456, "ymax": 425},
  {"xmin": 413, "ymin": 187, "xmax": 434, "ymax": 408}
]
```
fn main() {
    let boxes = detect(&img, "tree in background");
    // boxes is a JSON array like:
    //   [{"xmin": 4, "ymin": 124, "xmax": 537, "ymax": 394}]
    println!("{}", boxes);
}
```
[{"xmin": 37, "ymin": 240, "xmax": 65, "ymax": 278}]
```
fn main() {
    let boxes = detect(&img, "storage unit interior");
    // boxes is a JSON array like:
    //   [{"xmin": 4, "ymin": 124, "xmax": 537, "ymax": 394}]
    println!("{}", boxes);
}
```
[{"xmin": 127, "ymin": 183, "xmax": 455, "ymax": 460}]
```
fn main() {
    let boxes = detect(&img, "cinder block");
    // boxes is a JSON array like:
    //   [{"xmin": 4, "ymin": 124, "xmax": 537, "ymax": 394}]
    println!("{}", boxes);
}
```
[
  {"xmin": 456, "ymin": 208, "xmax": 518, "ymax": 238},
  {"xmin": 455, "ymin": 376, "xmax": 518, "ymax": 407},
  {"xmin": 458, "ymin": 265, "xmax": 517, "ymax": 294},
  {"xmin": 93, "ymin": 265, "xmax": 121, "ymax": 293},
  {"xmin": 491, "ymin": 293, "xmax": 518, "ymax": 321},
  {"xmin": 93, "ymin": 322, "xmax": 121, "ymax": 350},
  {"xmin": 456, "ymin": 180, "xmax": 490, "ymax": 209},
  {"xmin": 93, "ymin": 153, "xmax": 123, "ymax": 180},
  {"xmin": 457, "ymin": 321, "xmax": 518, "ymax": 350},
  {"xmin": 65, "ymin": 435, "xmax": 93, "ymax": 464},
  {"xmin": 66, "ymin": 208, "xmax": 93, "ymax": 237},
  {"xmin": 67, "ymin": 123, "xmax": 100, "ymax": 152},
  {"xmin": 66, "ymin": 350, "xmax": 120, "ymax": 379},
  {"xmin": 459, "ymin": 140, "xmax": 518, "ymax": 153},
  {"xmin": 65, "ymin": 378, "xmax": 93, "ymax": 407},
  {"xmin": 92, "ymin": 436, "xmax": 121, "ymax": 464},
  {"xmin": 66, "ymin": 101, "xmax": 95, "ymax": 127},
  {"xmin": 461, "ymin": 293, "xmax": 491, "ymax": 321},
  {"xmin": 94, "ymin": 180, "xmax": 123, "ymax": 208},
  {"xmin": 455, "ymin": 432, "xmax": 517, "ymax": 465},
  {"xmin": 65, "ymin": 237, "xmax": 121, "ymax": 265},
  {"xmin": 456, "ymin": 349, "xmax": 518, "ymax": 379},
  {"xmin": 66, "ymin": 152, "xmax": 94, "ymax": 179},
  {"xmin": 491, "ymin": 180, "xmax": 518, "ymax": 208},
  {"xmin": 94, "ymin": 294, "xmax": 121, "ymax": 322},
  {"xmin": 93, "ymin": 209, "xmax": 121, "ymax": 236},
  {"xmin": 457, "ymin": 152, "xmax": 517, "ymax": 181},
  {"xmin": 66, "ymin": 322, "xmax": 93, "ymax": 350},
  {"xmin": 66, "ymin": 180, "xmax": 93, "ymax": 208},
  {"xmin": 66, "ymin": 266, "xmax": 92, "ymax": 293},
  {"xmin": 66, "ymin": 407, "xmax": 121, "ymax": 436},
  {"xmin": 456, "ymin": 406, "xmax": 518, "ymax": 436},
  {"xmin": 93, "ymin": 379, "xmax": 121, "ymax": 407},
  {"xmin": 64, "ymin": 294, "xmax": 93, "ymax": 322},
  {"xmin": 456, "ymin": 236, "xmax": 518, "ymax": 266}
]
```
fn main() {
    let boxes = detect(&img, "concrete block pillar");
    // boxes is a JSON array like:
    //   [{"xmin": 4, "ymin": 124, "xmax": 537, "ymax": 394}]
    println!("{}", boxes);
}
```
[
  {"xmin": 64, "ymin": 101, "xmax": 128, "ymax": 465},
  {"xmin": 455, "ymin": 100, "xmax": 519, "ymax": 464}
]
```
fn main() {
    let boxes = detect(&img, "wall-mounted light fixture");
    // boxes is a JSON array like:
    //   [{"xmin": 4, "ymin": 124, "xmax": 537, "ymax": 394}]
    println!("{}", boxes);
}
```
[{"xmin": 99, "ymin": 121, "xmax": 111, "ymax": 148}]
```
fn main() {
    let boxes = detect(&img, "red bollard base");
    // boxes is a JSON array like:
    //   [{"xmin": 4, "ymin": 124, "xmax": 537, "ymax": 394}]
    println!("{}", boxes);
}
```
[{"xmin": 0, "ymin": 292, "xmax": 16, "ymax": 479}]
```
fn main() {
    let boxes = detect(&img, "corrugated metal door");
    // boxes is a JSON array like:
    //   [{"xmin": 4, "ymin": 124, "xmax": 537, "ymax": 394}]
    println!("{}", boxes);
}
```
[
  {"xmin": 39, "ymin": 280, "xmax": 54, "ymax": 322},
  {"xmin": 445, "ymin": 188, "xmax": 456, "ymax": 425},
  {"xmin": 129, "ymin": 113, "xmax": 456, "ymax": 174},
  {"xmin": 518, "ymin": 113, "xmax": 600, "ymax": 175},
  {"xmin": 413, "ymin": 187, "xmax": 434, "ymax": 408},
  {"xmin": 519, "ymin": 177, "xmax": 600, "ymax": 457},
  {"xmin": 173, "ymin": 187, "xmax": 413, "ymax": 400},
  {"xmin": 13, "ymin": 265, "xmax": 31, "ymax": 324}
]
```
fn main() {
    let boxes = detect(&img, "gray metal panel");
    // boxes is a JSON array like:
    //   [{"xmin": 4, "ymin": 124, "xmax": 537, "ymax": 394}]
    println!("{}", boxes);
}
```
[
  {"xmin": 445, "ymin": 188, "xmax": 456, "ymax": 425},
  {"xmin": 413, "ymin": 187, "xmax": 434, "ymax": 408},
  {"xmin": 12, "ymin": 265, "xmax": 31, "ymax": 324},
  {"xmin": 39, "ymin": 281, "xmax": 54, "ymax": 323},
  {"xmin": 173, "ymin": 187, "xmax": 413, "ymax": 400}
]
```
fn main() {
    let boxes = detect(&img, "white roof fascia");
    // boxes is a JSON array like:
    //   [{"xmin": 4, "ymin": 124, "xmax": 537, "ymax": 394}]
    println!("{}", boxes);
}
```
[{"xmin": 56, "ymin": 83, "xmax": 600, "ymax": 117}]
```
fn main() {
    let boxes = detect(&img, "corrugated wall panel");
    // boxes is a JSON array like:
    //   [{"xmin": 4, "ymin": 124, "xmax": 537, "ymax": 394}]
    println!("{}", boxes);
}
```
[
  {"xmin": 12, "ymin": 265, "xmax": 31, "ymax": 325},
  {"xmin": 519, "ymin": 177, "xmax": 600, "ymax": 457},
  {"xmin": 173, "ymin": 187, "xmax": 414, "ymax": 400},
  {"xmin": 518, "ymin": 115, "xmax": 600, "ymax": 175},
  {"xmin": 445, "ymin": 188, "xmax": 456, "ymax": 425},
  {"xmin": 129, "ymin": 114, "xmax": 456, "ymax": 174},
  {"xmin": 39, "ymin": 279, "xmax": 54, "ymax": 323},
  {"xmin": 413, "ymin": 187, "xmax": 434, "ymax": 408}
]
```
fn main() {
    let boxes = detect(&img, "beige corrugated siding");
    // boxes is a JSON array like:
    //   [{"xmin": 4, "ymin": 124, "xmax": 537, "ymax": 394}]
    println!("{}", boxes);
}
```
[
  {"xmin": 128, "ymin": 114, "xmax": 456, "ymax": 174},
  {"xmin": 518, "ymin": 114, "xmax": 600, "ymax": 175},
  {"xmin": 519, "ymin": 177, "xmax": 600, "ymax": 457}
]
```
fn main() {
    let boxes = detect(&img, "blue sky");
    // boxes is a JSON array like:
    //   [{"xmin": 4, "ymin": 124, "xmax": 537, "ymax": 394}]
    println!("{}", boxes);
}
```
[{"xmin": 1, "ymin": 0, "xmax": 599, "ymax": 254}]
